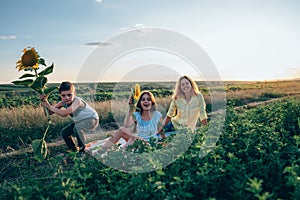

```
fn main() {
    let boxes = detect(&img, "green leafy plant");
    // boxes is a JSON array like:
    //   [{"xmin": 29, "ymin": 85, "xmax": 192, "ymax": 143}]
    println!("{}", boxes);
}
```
[{"xmin": 246, "ymin": 177, "xmax": 274, "ymax": 200}]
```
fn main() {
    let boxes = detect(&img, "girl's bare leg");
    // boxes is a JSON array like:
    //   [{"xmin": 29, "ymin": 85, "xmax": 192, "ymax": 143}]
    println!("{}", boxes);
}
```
[
  {"xmin": 103, "ymin": 127, "xmax": 132, "ymax": 148},
  {"xmin": 122, "ymin": 136, "xmax": 137, "ymax": 149}
]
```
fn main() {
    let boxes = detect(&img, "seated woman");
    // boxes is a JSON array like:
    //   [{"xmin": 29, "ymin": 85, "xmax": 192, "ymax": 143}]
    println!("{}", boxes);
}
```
[
  {"xmin": 160, "ymin": 75, "xmax": 208, "ymax": 136},
  {"xmin": 103, "ymin": 90, "xmax": 164, "ymax": 149}
]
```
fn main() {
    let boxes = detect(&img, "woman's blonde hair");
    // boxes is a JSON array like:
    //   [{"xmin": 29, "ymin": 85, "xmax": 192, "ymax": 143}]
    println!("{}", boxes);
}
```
[{"xmin": 172, "ymin": 75, "xmax": 200, "ymax": 99}]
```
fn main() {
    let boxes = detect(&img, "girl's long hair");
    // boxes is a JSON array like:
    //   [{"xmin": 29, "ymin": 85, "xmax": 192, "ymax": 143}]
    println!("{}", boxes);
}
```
[{"xmin": 136, "ymin": 91, "xmax": 157, "ymax": 113}]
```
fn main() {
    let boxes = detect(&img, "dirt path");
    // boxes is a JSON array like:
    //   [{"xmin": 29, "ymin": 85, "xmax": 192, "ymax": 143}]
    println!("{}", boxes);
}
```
[
  {"xmin": 0, "ymin": 130, "xmax": 114, "ymax": 158},
  {"xmin": 0, "ymin": 96, "xmax": 296, "ymax": 159}
]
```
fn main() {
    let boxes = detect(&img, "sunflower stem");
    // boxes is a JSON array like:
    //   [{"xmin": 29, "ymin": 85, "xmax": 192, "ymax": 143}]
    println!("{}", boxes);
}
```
[
  {"xmin": 42, "ymin": 123, "xmax": 51, "ymax": 140},
  {"xmin": 43, "ymin": 106, "xmax": 51, "ymax": 122}
]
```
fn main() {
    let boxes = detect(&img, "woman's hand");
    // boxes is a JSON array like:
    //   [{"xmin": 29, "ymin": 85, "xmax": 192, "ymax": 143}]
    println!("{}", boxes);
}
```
[
  {"xmin": 157, "ymin": 127, "xmax": 167, "ymax": 139},
  {"xmin": 201, "ymin": 118, "xmax": 208, "ymax": 125}
]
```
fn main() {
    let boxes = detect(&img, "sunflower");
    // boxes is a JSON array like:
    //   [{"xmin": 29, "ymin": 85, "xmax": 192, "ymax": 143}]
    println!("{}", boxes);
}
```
[
  {"xmin": 133, "ymin": 84, "xmax": 141, "ymax": 101},
  {"xmin": 16, "ymin": 47, "xmax": 40, "ymax": 71}
]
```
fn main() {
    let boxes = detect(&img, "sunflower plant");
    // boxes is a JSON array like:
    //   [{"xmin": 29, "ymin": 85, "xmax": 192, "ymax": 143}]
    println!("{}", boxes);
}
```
[
  {"xmin": 13, "ymin": 47, "xmax": 57, "ymax": 96},
  {"xmin": 130, "ymin": 84, "xmax": 141, "ymax": 133},
  {"xmin": 130, "ymin": 83, "xmax": 141, "ymax": 107},
  {"xmin": 12, "ymin": 47, "xmax": 58, "ymax": 162}
]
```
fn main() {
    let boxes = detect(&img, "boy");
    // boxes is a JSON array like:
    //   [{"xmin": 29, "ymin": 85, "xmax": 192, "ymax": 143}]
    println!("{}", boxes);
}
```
[{"xmin": 41, "ymin": 81, "xmax": 99, "ymax": 152}]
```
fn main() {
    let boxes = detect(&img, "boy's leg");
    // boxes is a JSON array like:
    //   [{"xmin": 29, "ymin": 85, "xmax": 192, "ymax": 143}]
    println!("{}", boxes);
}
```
[
  {"xmin": 75, "ymin": 118, "xmax": 99, "ymax": 151},
  {"xmin": 61, "ymin": 123, "xmax": 77, "ymax": 151}
]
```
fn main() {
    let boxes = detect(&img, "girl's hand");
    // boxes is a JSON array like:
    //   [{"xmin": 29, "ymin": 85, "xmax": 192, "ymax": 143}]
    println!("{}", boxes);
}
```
[{"xmin": 128, "ymin": 95, "xmax": 135, "ymax": 111}]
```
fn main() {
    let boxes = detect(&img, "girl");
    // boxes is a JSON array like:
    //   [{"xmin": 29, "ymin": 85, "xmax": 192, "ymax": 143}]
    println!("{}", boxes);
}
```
[{"xmin": 103, "ymin": 91, "xmax": 164, "ymax": 149}]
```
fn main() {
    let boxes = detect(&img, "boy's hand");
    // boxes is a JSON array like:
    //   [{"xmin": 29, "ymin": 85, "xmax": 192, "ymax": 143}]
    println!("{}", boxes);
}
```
[
  {"xmin": 39, "ymin": 94, "xmax": 47, "ymax": 102},
  {"xmin": 42, "ymin": 101, "xmax": 51, "ymax": 109}
]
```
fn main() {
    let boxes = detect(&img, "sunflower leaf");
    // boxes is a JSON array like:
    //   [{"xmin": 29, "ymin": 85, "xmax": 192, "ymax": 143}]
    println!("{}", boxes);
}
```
[
  {"xmin": 12, "ymin": 79, "xmax": 33, "ymax": 87},
  {"xmin": 38, "ymin": 63, "xmax": 54, "ymax": 76},
  {"xmin": 32, "ymin": 139, "xmax": 47, "ymax": 163},
  {"xmin": 44, "ymin": 86, "xmax": 58, "ymax": 95},
  {"xmin": 19, "ymin": 73, "xmax": 35, "ymax": 79},
  {"xmin": 38, "ymin": 58, "xmax": 46, "ymax": 66},
  {"xmin": 31, "ymin": 76, "xmax": 47, "ymax": 93}
]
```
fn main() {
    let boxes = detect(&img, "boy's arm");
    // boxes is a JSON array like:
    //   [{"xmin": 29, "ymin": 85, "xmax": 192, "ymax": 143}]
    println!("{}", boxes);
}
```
[
  {"xmin": 42, "ymin": 99, "xmax": 81, "ymax": 117},
  {"xmin": 44, "ymin": 101, "xmax": 63, "ymax": 115},
  {"xmin": 39, "ymin": 94, "xmax": 57, "ymax": 115}
]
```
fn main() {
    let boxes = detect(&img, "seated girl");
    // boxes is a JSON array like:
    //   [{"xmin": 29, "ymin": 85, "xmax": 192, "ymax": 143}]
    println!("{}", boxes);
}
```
[{"xmin": 103, "ymin": 90, "xmax": 165, "ymax": 149}]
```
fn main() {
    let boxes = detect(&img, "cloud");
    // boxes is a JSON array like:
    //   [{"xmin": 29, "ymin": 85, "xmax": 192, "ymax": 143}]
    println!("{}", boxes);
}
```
[
  {"xmin": 95, "ymin": 0, "xmax": 102, "ymax": 3},
  {"xmin": 288, "ymin": 67, "xmax": 297, "ymax": 70},
  {"xmin": 0, "ymin": 35, "xmax": 16, "ymax": 40},
  {"xmin": 120, "ymin": 24, "xmax": 145, "ymax": 32},
  {"xmin": 84, "ymin": 42, "xmax": 114, "ymax": 47}
]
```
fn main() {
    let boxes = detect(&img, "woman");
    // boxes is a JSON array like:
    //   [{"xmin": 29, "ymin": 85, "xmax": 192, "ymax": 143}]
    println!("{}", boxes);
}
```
[
  {"xmin": 103, "ymin": 91, "xmax": 164, "ymax": 149},
  {"xmin": 161, "ymin": 75, "xmax": 207, "ymax": 135}
]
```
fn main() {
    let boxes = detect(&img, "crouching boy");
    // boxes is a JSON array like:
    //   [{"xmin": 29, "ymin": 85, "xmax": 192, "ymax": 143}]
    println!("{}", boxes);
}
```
[{"xmin": 41, "ymin": 81, "xmax": 99, "ymax": 152}]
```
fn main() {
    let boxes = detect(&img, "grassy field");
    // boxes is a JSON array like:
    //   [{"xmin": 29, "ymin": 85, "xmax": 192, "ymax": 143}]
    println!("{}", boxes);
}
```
[
  {"xmin": 1, "ymin": 80, "xmax": 299, "ymax": 152},
  {"xmin": 1, "ymin": 80, "xmax": 300, "ymax": 199}
]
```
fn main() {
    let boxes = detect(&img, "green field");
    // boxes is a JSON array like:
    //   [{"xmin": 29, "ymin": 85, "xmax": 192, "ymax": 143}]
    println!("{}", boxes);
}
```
[{"xmin": 0, "ymin": 80, "xmax": 300, "ymax": 199}]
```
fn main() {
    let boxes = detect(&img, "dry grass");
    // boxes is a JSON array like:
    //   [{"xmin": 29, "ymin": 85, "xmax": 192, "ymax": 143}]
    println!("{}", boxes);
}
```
[
  {"xmin": 0, "ymin": 97, "xmax": 172, "ymax": 129},
  {"xmin": 1, "ymin": 80, "xmax": 299, "ymax": 129},
  {"xmin": 0, "ymin": 106, "xmax": 68, "ymax": 128},
  {"xmin": 224, "ymin": 80, "xmax": 300, "ymax": 101}
]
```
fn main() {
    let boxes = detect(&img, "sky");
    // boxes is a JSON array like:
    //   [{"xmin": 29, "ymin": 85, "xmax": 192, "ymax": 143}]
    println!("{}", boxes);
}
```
[{"xmin": 0, "ymin": 0, "xmax": 300, "ymax": 84}]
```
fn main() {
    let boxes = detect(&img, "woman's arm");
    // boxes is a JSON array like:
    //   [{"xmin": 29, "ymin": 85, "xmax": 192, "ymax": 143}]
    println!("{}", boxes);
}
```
[
  {"xmin": 198, "ymin": 93, "xmax": 208, "ymax": 125},
  {"xmin": 157, "ymin": 117, "xmax": 167, "ymax": 139},
  {"xmin": 166, "ymin": 99, "xmax": 177, "ymax": 119},
  {"xmin": 163, "ymin": 116, "xmax": 171, "ymax": 127},
  {"xmin": 201, "ymin": 118, "xmax": 208, "ymax": 125}
]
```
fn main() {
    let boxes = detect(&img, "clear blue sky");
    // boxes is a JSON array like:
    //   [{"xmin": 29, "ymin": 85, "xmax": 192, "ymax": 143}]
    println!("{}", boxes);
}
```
[{"xmin": 0, "ymin": 0, "xmax": 299, "ymax": 83}]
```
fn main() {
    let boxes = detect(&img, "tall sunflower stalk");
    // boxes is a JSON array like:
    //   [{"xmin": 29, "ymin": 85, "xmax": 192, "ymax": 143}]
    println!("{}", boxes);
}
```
[{"xmin": 12, "ymin": 47, "xmax": 57, "ymax": 162}]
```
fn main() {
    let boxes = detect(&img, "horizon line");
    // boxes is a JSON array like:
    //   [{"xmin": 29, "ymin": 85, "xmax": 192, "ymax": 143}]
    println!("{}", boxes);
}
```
[{"xmin": 1, "ymin": 77, "xmax": 299, "ymax": 85}]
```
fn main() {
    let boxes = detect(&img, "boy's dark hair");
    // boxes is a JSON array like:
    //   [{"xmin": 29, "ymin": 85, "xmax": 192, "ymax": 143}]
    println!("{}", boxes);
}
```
[{"xmin": 59, "ymin": 81, "xmax": 75, "ymax": 93}]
